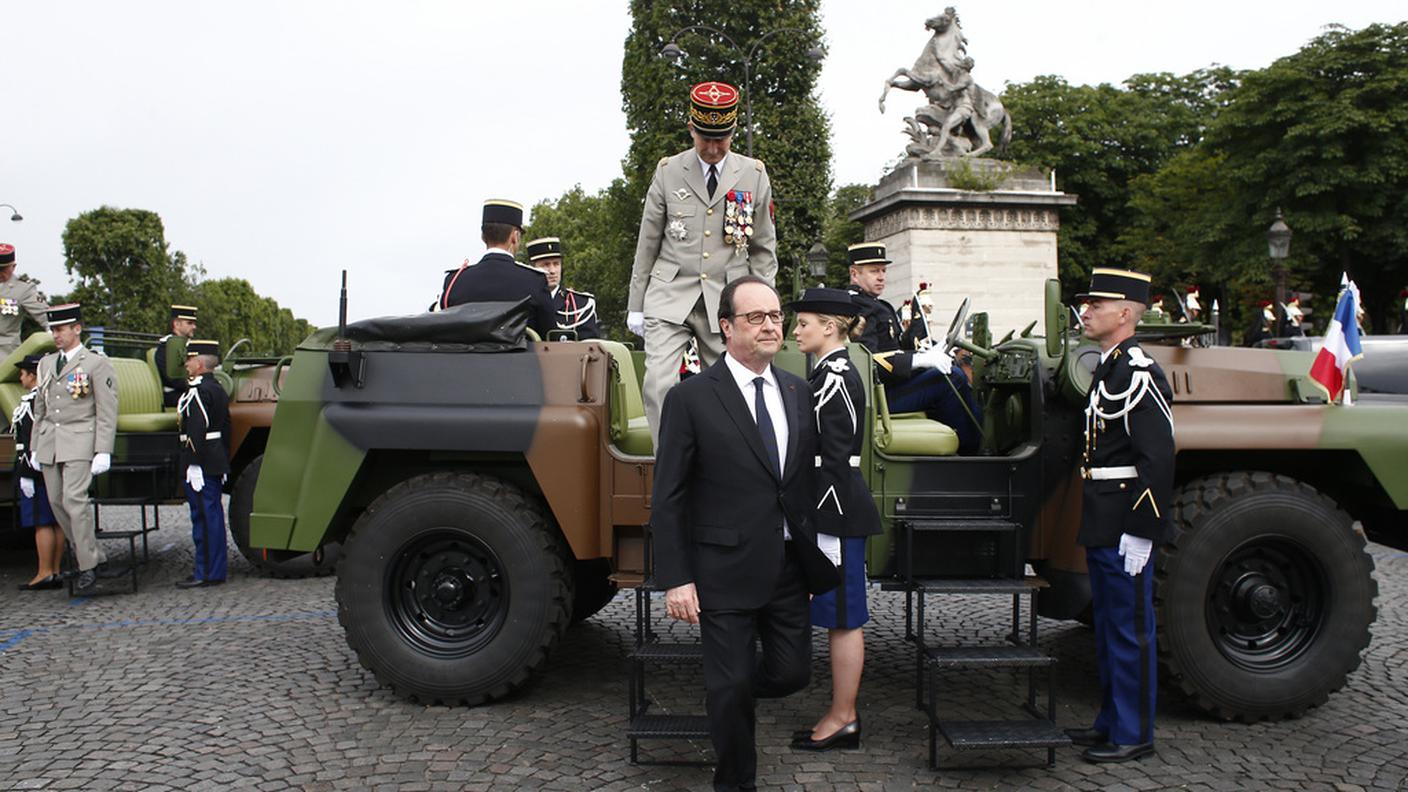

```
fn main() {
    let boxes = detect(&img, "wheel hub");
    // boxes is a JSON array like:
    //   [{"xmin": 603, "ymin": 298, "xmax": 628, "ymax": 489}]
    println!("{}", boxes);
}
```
[
  {"xmin": 1208, "ymin": 537, "xmax": 1326, "ymax": 671},
  {"xmin": 432, "ymin": 569, "xmax": 472, "ymax": 607},
  {"xmin": 386, "ymin": 531, "xmax": 509, "ymax": 658},
  {"xmin": 1231, "ymin": 575, "xmax": 1284, "ymax": 621}
]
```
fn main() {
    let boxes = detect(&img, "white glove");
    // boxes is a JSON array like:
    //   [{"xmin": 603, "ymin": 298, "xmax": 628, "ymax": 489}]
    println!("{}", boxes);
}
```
[
  {"xmin": 19, "ymin": 477, "xmax": 35, "ymax": 499},
  {"xmin": 31, "ymin": 458, "xmax": 41, "ymax": 472},
  {"xmin": 1118, "ymin": 533, "xmax": 1154, "ymax": 577},
  {"xmin": 627, "ymin": 311, "xmax": 646, "ymax": 337},
  {"xmin": 90, "ymin": 453, "xmax": 111, "ymax": 476},
  {"xmin": 910, "ymin": 346, "xmax": 954, "ymax": 373},
  {"xmin": 816, "ymin": 533, "xmax": 843, "ymax": 567},
  {"xmin": 187, "ymin": 465, "xmax": 205, "ymax": 493}
]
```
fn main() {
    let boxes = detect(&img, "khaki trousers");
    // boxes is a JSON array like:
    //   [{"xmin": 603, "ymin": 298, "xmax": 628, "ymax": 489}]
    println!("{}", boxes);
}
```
[
  {"xmin": 43, "ymin": 460, "xmax": 105, "ymax": 571},
  {"xmin": 642, "ymin": 297, "xmax": 725, "ymax": 447}
]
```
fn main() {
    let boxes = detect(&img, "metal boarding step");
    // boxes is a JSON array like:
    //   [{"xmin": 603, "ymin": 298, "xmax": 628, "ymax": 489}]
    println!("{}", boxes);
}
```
[
  {"xmin": 924, "ymin": 644, "xmax": 1056, "ymax": 669},
  {"xmin": 627, "ymin": 576, "xmax": 711, "ymax": 766},
  {"xmin": 627, "ymin": 712, "xmax": 711, "ymax": 740},
  {"xmin": 936, "ymin": 719, "xmax": 1071, "ymax": 750}
]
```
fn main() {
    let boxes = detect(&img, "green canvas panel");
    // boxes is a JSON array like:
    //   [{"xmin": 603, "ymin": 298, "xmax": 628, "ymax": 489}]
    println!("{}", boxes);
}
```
[
  {"xmin": 596, "ymin": 340, "xmax": 652, "ymax": 455},
  {"xmin": 0, "ymin": 332, "xmax": 57, "ymax": 384}
]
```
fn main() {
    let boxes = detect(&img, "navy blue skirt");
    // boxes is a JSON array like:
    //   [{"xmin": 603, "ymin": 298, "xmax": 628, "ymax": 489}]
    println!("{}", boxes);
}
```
[
  {"xmin": 809, "ymin": 536, "xmax": 870, "ymax": 629},
  {"xmin": 20, "ymin": 487, "xmax": 57, "ymax": 529}
]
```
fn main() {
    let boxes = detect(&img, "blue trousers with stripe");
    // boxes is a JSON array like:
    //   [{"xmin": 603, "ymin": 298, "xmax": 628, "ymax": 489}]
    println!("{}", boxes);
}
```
[
  {"xmin": 185, "ymin": 480, "xmax": 228, "ymax": 582},
  {"xmin": 1086, "ymin": 545, "xmax": 1157, "ymax": 745}
]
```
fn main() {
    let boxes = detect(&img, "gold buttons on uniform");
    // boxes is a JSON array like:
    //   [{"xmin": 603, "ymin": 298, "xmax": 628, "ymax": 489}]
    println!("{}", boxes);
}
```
[
  {"xmin": 703, "ymin": 251, "xmax": 710, "ymax": 259},
  {"xmin": 707, "ymin": 208, "xmax": 714, "ymax": 215},
  {"xmin": 704, "ymin": 230, "xmax": 711, "ymax": 237},
  {"xmin": 700, "ymin": 273, "xmax": 709, "ymax": 280}
]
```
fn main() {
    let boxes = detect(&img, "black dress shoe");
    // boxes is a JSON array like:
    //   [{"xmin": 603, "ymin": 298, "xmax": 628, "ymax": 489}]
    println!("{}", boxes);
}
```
[
  {"xmin": 17, "ymin": 580, "xmax": 35, "ymax": 591},
  {"xmin": 1083, "ymin": 742, "xmax": 1155, "ymax": 763},
  {"xmin": 791, "ymin": 718, "xmax": 861, "ymax": 751},
  {"xmin": 1065, "ymin": 727, "xmax": 1108, "ymax": 747},
  {"xmin": 72, "ymin": 570, "xmax": 98, "ymax": 596},
  {"xmin": 96, "ymin": 562, "xmax": 128, "ymax": 579},
  {"xmin": 175, "ymin": 578, "xmax": 207, "ymax": 589},
  {"xmin": 30, "ymin": 575, "xmax": 63, "ymax": 591}
]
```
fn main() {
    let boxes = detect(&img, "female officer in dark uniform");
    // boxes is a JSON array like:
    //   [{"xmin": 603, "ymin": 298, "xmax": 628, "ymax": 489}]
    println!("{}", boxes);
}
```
[
  {"xmin": 788, "ymin": 288, "xmax": 883, "ymax": 751},
  {"xmin": 13, "ymin": 354, "xmax": 63, "ymax": 590}
]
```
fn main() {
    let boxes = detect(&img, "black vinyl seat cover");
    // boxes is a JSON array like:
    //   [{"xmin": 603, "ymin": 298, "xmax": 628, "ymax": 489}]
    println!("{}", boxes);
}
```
[{"xmin": 334, "ymin": 299, "xmax": 533, "ymax": 352}]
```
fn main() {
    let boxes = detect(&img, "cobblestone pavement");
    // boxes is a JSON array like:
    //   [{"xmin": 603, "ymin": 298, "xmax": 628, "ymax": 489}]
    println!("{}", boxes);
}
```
[{"xmin": 1, "ymin": 506, "xmax": 1405, "ymax": 791}]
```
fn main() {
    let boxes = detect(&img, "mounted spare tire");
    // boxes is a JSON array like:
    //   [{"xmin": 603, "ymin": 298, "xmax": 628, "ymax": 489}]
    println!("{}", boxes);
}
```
[
  {"xmin": 1155, "ymin": 472, "xmax": 1377, "ymax": 721},
  {"xmin": 336, "ymin": 472, "xmax": 573, "ymax": 705},
  {"xmin": 229, "ymin": 455, "xmax": 341, "ymax": 578}
]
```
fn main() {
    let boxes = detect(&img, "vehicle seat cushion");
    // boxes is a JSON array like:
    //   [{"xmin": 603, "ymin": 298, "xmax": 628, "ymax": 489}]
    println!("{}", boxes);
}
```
[
  {"xmin": 110, "ymin": 357, "xmax": 178, "ymax": 432},
  {"xmin": 0, "ymin": 332, "xmax": 58, "ymax": 384},
  {"xmin": 620, "ymin": 415, "xmax": 653, "ymax": 456},
  {"xmin": 0, "ymin": 382, "xmax": 26, "ymax": 426},
  {"xmin": 881, "ymin": 415, "xmax": 960, "ymax": 456},
  {"xmin": 595, "ymin": 340, "xmax": 654, "ymax": 454}
]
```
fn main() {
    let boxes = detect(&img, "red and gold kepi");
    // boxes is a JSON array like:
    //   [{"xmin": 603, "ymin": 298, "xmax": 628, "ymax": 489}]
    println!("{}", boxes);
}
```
[
  {"xmin": 0, "ymin": 243, "xmax": 14, "ymax": 265},
  {"xmin": 689, "ymin": 81, "xmax": 740, "ymax": 138},
  {"xmin": 1075, "ymin": 268, "xmax": 1152, "ymax": 305}
]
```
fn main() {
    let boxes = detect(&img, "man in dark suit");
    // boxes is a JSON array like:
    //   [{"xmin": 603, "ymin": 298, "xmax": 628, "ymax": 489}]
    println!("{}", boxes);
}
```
[
  {"xmin": 439, "ymin": 199, "xmax": 556, "ymax": 338},
  {"xmin": 651, "ymin": 275, "xmax": 838, "ymax": 792}
]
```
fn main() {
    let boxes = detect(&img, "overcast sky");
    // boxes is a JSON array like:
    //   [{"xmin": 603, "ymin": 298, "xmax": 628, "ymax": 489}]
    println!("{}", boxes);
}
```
[{"xmin": 3, "ymin": 1, "xmax": 1401, "ymax": 327}]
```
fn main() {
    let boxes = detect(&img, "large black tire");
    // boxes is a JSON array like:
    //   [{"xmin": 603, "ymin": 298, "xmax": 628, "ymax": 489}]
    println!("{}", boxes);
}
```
[
  {"xmin": 228, "ymin": 455, "xmax": 340, "ymax": 579},
  {"xmin": 336, "ymin": 472, "xmax": 573, "ymax": 705},
  {"xmin": 571, "ymin": 558, "xmax": 619, "ymax": 624},
  {"xmin": 1156, "ymin": 472, "xmax": 1377, "ymax": 721}
]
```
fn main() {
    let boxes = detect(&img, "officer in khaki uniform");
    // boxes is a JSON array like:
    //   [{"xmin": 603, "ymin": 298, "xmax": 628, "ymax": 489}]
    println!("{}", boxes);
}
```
[
  {"xmin": 1065, "ymin": 269, "xmax": 1175, "ymax": 764},
  {"xmin": 155, "ymin": 304, "xmax": 198, "ymax": 407},
  {"xmin": 628, "ymin": 81, "xmax": 778, "ymax": 444},
  {"xmin": 31, "ymin": 304, "xmax": 119, "ymax": 595},
  {"xmin": 0, "ymin": 243, "xmax": 51, "ymax": 360}
]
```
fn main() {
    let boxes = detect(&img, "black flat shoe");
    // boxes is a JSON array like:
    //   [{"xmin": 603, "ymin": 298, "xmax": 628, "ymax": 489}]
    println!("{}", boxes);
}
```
[
  {"xmin": 30, "ymin": 575, "xmax": 63, "ymax": 591},
  {"xmin": 17, "ymin": 581, "xmax": 34, "ymax": 591},
  {"xmin": 72, "ymin": 570, "xmax": 98, "ymax": 596},
  {"xmin": 1065, "ymin": 727, "xmax": 1107, "ymax": 747},
  {"xmin": 791, "ymin": 719, "xmax": 861, "ymax": 751},
  {"xmin": 175, "ymin": 578, "xmax": 206, "ymax": 589},
  {"xmin": 1083, "ymin": 742, "xmax": 1155, "ymax": 763}
]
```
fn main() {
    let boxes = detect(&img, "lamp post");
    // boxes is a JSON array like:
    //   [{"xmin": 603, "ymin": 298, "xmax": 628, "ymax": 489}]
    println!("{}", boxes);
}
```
[
  {"xmin": 660, "ymin": 26, "xmax": 823, "ymax": 157},
  {"xmin": 806, "ymin": 242, "xmax": 829, "ymax": 286},
  {"xmin": 1266, "ymin": 209, "xmax": 1292, "ymax": 335},
  {"xmin": 0, "ymin": 203, "xmax": 22, "ymax": 222}
]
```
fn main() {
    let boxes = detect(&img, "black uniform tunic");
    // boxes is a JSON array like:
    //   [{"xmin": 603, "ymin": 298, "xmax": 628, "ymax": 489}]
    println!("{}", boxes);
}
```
[
  {"xmin": 177, "ymin": 375, "xmax": 231, "ymax": 477},
  {"xmin": 848, "ymin": 286, "xmax": 923, "ymax": 384},
  {"xmin": 551, "ymin": 287, "xmax": 601, "ymax": 340},
  {"xmin": 12, "ymin": 390, "xmax": 39, "ymax": 480},
  {"xmin": 440, "ymin": 251, "xmax": 556, "ymax": 338},
  {"xmin": 808, "ymin": 348, "xmax": 882, "ymax": 538}
]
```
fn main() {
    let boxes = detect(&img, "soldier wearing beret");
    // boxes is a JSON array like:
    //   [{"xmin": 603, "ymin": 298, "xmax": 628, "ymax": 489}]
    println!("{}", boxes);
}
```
[
  {"xmin": 526, "ymin": 237, "xmax": 601, "ymax": 340},
  {"xmin": 155, "ymin": 304, "xmax": 198, "ymax": 408},
  {"xmin": 31, "ymin": 304, "xmax": 118, "ymax": 596},
  {"xmin": 845, "ymin": 243, "xmax": 983, "ymax": 453},
  {"xmin": 176, "ymin": 340, "xmax": 231, "ymax": 588},
  {"xmin": 440, "ymin": 200, "xmax": 556, "ymax": 339},
  {"xmin": 13, "ymin": 354, "xmax": 63, "ymax": 591},
  {"xmin": 0, "ymin": 243, "xmax": 51, "ymax": 361},
  {"xmin": 1065, "ymin": 268, "xmax": 1175, "ymax": 764},
  {"xmin": 628, "ymin": 81, "xmax": 778, "ymax": 445}
]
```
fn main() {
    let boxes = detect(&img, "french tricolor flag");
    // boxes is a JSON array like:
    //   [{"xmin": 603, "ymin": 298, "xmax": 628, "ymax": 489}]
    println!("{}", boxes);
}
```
[{"xmin": 1308, "ymin": 281, "xmax": 1364, "ymax": 404}]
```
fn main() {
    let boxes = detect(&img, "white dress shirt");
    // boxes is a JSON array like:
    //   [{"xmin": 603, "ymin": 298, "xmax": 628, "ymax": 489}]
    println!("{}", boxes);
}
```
[
  {"xmin": 724, "ymin": 352, "xmax": 790, "ymax": 539},
  {"xmin": 696, "ymin": 153, "xmax": 728, "ymax": 186}
]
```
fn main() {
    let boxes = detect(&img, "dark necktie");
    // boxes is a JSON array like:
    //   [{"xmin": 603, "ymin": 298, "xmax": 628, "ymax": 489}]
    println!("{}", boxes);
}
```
[
  {"xmin": 56, "ymin": 353, "xmax": 66, "ymax": 374},
  {"xmin": 752, "ymin": 377, "xmax": 781, "ymax": 478},
  {"xmin": 707, "ymin": 164, "xmax": 718, "ymax": 199}
]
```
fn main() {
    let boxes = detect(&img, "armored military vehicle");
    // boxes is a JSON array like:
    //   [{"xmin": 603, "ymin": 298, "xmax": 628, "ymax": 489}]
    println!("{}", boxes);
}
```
[{"xmin": 240, "ymin": 282, "xmax": 1405, "ymax": 722}]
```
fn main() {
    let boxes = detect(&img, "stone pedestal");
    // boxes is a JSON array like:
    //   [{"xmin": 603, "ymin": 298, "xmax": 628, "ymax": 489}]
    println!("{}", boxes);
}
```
[{"xmin": 850, "ymin": 160, "xmax": 1077, "ymax": 339}]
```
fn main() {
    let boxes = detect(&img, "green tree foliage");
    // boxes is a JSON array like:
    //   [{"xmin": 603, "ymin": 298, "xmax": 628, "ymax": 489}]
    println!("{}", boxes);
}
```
[
  {"xmin": 524, "ymin": 181, "xmax": 639, "ymax": 339},
  {"xmin": 999, "ymin": 69, "xmax": 1239, "ymax": 294},
  {"xmin": 58, "ymin": 206, "xmax": 312, "ymax": 355},
  {"xmin": 60, "ymin": 207, "xmax": 195, "ymax": 331},
  {"xmin": 193, "ymin": 278, "xmax": 314, "ymax": 357},
  {"xmin": 621, "ymin": 0, "xmax": 832, "ymax": 299},
  {"xmin": 818, "ymin": 183, "xmax": 872, "ymax": 287},
  {"xmin": 1125, "ymin": 23, "xmax": 1408, "ymax": 332}
]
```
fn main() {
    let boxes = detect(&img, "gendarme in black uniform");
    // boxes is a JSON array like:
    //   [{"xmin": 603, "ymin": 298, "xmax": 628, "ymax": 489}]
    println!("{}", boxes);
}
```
[
  {"xmin": 525, "ymin": 236, "xmax": 601, "ymax": 340},
  {"xmin": 177, "ymin": 340, "xmax": 231, "ymax": 586},
  {"xmin": 439, "ymin": 199, "xmax": 555, "ymax": 338}
]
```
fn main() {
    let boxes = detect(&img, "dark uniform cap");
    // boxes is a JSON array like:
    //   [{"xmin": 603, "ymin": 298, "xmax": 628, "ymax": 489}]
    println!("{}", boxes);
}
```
[
  {"xmin": 689, "ymin": 81, "xmax": 740, "ymax": 139},
  {"xmin": 525, "ymin": 237, "xmax": 563, "ymax": 262},
  {"xmin": 47, "ymin": 303, "xmax": 82, "ymax": 327},
  {"xmin": 1075, "ymin": 268, "xmax": 1152, "ymax": 305},
  {"xmin": 847, "ymin": 242, "xmax": 892, "ymax": 267},
  {"xmin": 171, "ymin": 304, "xmax": 199, "ymax": 322},
  {"xmin": 482, "ymin": 199, "xmax": 524, "ymax": 229},
  {"xmin": 186, "ymin": 339, "xmax": 221, "ymax": 360},
  {"xmin": 0, "ymin": 243, "xmax": 14, "ymax": 265},
  {"xmin": 789, "ymin": 287, "xmax": 859, "ymax": 316},
  {"xmin": 17, "ymin": 354, "xmax": 43, "ymax": 373}
]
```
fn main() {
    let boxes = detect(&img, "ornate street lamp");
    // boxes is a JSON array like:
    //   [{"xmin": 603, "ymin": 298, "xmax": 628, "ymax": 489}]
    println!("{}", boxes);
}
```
[
  {"xmin": 660, "ymin": 25, "xmax": 824, "ymax": 157},
  {"xmin": 806, "ymin": 242, "xmax": 829, "ymax": 284},
  {"xmin": 1, "ymin": 203, "xmax": 22, "ymax": 222},
  {"xmin": 1266, "ymin": 209, "xmax": 1292, "ymax": 333}
]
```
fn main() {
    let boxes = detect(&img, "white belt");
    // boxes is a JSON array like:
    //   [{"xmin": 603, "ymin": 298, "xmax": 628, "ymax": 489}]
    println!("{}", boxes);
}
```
[
  {"xmin": 1086, "ymin": 465, "xmax": 1138, "ymax": 480},
  {"xmin": 815, "ymin": 455, "xmax": 862, "ymax": 468},
  {"xmin": 179, "ymin": 431, "xmax": 223, "ymax": 441}
]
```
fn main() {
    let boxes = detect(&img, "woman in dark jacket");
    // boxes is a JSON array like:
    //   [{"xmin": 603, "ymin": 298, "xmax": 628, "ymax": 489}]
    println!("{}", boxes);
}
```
[
  {"xmin": 789, "ymin": 288, "xmax": 883, "ymax": 751},
  {"xmin": 13, "ymin": 354, "xmax": 63, "ymax": 590}
]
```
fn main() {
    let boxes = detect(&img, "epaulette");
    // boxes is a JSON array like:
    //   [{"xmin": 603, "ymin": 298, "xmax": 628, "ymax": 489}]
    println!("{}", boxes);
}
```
[
  {"xmin": 755, "ymin": 159, "xmax": 765, "ymax": 171},
  {"xmin": 515, "ymin": 260, "xmax": 548, "ymax": 278},
  {"xmin": 658, "ymin": 156, "xmax": 669, "ymax": 167},
  {"xmin": 565, "ymin": 287, "xmax": 595, "ymax": 298},
  {"xmin": 1127, "ymin": 346, "xmax": 1153, "ymax": 369},
  {"xmin": 823, "ymin": 357, "xmax": 850, "ymax": 374}
]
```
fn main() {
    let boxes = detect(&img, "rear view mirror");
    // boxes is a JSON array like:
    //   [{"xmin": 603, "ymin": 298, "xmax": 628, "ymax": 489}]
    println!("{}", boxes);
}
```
[{"xmin": 1044, "ymin": 279, "xmax": 1065, "ymax": 360}]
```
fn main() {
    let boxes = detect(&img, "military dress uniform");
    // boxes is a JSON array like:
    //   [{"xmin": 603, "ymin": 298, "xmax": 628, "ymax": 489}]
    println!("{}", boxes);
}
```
[
  {"xmin": 1074, "ymin": 269, "xmax": 1175, "ymax": 759},
  {"xmin": 154, "ymin": 304, "xmax": 198, "ymax": 408},
  {"xmin": 11, "ymin": 360, "xmax": 58, "ymax": 533},
  {"xmin": 846, "ymin": 243, "xmax": 982, "ymax": 453},
  {"xmin": 525, "ymin": 237, "xmax": 601, "ymax": 340},
  {"xmin": 629, "ymin": 81, "xmax": 778, "ymax": 443},
  {"xmin": 440, "ymin": 200, "xmax": 556, "ymax": 338},
  {"xmin": 178, "ymin": 340, "xmax": 231, "ymax": 586},
  {"xmin": 0, "ymin": 244, "xmax": 51, "ymax": 360},
  {"xmin": 31, "ymin": 304, "xmax": 118, "ymax": 578}
]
